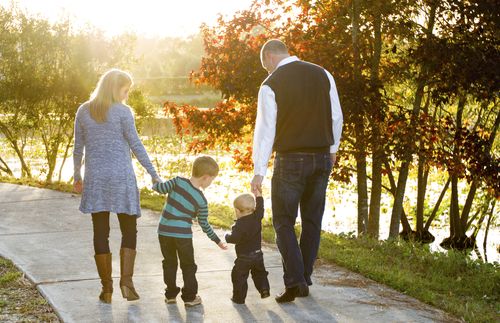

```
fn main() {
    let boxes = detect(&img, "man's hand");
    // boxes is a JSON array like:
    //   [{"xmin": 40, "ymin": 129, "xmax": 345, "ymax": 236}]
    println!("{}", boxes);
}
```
[
  {"xmin": 217, "ymin": 241, "xmax": 228, "ymax": 250},
  {"xmin": 251, "ymin": 175, "xmax": 264, "ymax": 194},
  {"xmin": 330, "ymin": 153, "xmax": 337, "ymax": 165},
  {"xmin": 73, "ymin": 180, "xmax": 83, "ymax": 194}
]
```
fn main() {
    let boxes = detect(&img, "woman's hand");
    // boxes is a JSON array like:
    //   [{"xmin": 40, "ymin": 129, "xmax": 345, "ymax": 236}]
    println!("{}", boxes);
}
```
[
  {"xmin": 152, "ymin": 176, "xmax": 162, "ymax": 185},
  {"xmin": 73, "ymin": 180, "xmax": 83, "ymax": 194}
]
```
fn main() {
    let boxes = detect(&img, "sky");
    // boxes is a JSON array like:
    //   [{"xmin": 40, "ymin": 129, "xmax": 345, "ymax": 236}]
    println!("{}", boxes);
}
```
[{"xmin": 0, "ymin": 0, "xmax": 254, "ymax": 37}]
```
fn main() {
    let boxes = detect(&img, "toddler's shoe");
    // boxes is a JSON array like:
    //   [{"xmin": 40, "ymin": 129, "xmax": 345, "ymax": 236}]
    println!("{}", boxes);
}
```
[{"xmin": 184, "ymin": 295, "xmax": 202, "ymax": 307}]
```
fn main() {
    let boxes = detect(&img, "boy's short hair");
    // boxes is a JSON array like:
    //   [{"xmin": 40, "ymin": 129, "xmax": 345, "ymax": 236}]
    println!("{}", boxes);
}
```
[
  {"xmin": 192, "ymin": 156, "xmax": 219, "ymax": 178},
  {"xmin": 234, "ymin": 194, "xmax": 256, "ymax": 213}
]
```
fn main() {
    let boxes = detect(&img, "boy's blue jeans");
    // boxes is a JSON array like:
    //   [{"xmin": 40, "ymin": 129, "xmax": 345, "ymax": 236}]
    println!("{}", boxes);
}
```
[{"xmin": 271, "ymin": 152, "xmax": 333, "ymax": 288}]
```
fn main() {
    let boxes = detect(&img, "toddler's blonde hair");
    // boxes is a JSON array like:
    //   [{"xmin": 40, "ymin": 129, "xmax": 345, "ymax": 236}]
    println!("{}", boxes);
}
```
[{"xmin": 234, "ymin": 194, "xmax": 256, "ymax": 218}]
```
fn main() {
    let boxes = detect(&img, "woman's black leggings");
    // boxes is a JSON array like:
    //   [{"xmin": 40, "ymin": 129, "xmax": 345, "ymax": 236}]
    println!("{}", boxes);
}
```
[{"xmin": 91, "ymin": 212, "xmax": 137, "ymax": 255}]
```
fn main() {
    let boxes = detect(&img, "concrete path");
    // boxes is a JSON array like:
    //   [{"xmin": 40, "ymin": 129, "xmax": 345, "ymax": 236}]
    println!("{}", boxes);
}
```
[{"xmin": 0, "ymin": 183, "xmax": 459, "ymax": 323}]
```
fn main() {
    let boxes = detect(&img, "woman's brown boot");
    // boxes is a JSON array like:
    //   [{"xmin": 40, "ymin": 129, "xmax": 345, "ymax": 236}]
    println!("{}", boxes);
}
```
[
  {"xmin": 120, "ymin": 248, "xmax": 140, "ymax": 301},
  {"xmin": 94, "ymin": 253, "xmax": 113, "ymax": 303}
]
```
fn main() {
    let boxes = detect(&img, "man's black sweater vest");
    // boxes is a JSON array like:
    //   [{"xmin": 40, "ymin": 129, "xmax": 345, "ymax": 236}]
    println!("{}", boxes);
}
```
[{"xmin": 263, "ymin": 60, "xmax": 333, "ymax": 153}]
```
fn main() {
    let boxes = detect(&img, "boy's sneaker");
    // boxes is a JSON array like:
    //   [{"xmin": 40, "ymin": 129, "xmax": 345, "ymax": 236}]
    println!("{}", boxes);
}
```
[
  {"xmin": 231, "ymin": 297, "xmax": 245, "ymax": 304},
  {"xmin": 260, "ymin": 290, "xmax": 270, "ymax": 299},
  {"xmin": 184, "ymin": 295, "xmax": 202, "ymax": 307},
  {"xmin": 165, "ymin": 297, "xmax": 177, "ymax": 304}
]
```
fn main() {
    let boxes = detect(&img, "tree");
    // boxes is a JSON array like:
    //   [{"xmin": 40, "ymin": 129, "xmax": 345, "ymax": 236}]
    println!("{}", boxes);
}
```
[
  {"xmin": 412, "ymin": 0, "xmax": 500, "ymax": 249},
  {"xmin": 164, "ymin": 0, "xmax": 498, "ymax": 246},
  {"xmin": 0, "ymin": 5, "xmax": 140, "ymax": 182}
]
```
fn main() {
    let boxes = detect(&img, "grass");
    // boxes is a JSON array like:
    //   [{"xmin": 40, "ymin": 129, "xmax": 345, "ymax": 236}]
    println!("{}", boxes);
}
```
[
  {"xmin": 1, "ymin": 176, "xmax": 499, "ymax": 322},
  {"xmin": 0, "ymin": 175, "xmax": 74, "ymax": 193},
  {"xmin": 0, "ymin": 257, "xmax": 59, "ymax": 322},
  {"xmin": 318, "ymin": 233, "xmax": 499, "ymax": 323}
]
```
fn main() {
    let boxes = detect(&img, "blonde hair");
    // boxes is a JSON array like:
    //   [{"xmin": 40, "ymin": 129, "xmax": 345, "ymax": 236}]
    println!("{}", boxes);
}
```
[
  {"xmin": 89, "ymin": 69, "xmax": 133, "ymax": 123},
  {"xmin": 234, "ymin": 194, "xmax": 256, "ymax": 217},
  {"xmin": 192, "ymin": 156, "xmax": 219, "ymax": 178}
]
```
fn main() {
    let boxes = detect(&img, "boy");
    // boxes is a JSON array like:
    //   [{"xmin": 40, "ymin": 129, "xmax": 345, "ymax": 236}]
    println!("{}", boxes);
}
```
[
  {"xmin": 225, "ymin": 188, "xmax": 270, "ymax": 304},
  {"xmin": 152, "ymin": 156, "xmax": 227, "ymax": 307}
]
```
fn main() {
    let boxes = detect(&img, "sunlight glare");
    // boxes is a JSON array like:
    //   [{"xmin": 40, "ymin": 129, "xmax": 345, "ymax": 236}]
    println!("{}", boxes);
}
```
[{"xmin": 0, "ymin": 0, "xmax": 253, "ymax": 37}]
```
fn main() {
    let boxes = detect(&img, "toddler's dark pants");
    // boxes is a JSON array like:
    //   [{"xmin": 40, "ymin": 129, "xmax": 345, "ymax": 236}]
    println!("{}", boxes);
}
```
[{"xmin": 231, "ymin": 250, "xmax": 270, "ymax": 302}]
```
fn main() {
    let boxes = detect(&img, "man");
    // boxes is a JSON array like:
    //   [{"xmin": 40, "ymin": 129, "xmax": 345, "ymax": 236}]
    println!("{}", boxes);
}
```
[{"xmin": 251, "ymin": 39, "xmax": 343, "ymax": 303}]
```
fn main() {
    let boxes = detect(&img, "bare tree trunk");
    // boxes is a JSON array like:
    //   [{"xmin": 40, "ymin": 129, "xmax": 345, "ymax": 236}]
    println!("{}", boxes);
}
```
[
  {"xmin": 41, "ymin": 132, "xmax": 59, "ymax": 183},
  {"xmin": 58, "ymin": 138, "xmax": 73, "ymax": 182},
  {"xmin": 416, "ymin": 94, "xmax": 431, "ymax": 233},
  {"xmin": 424, "ymin": 177, "xmax": 450, "ymax": 231},
  {"xmin": 11, "ymin": 142, "xmax": 31, "ymax": 178},
  {"xmin": 471, "ymin": 199, "xmax": 493, "ymax": 244},
  {"xmin": 389, "ymin": 2, "xmax": 437, "ymax": 238},
  {"xmin": 449, "ymin": 97, "xmax": 466, "ymax": 239},
  {"xmin": 384, "ymin": 159, "xmax": 412, "ymax": 233},
  {"xmin": 449, "ymin": 176, "xmax": 460, "ymax": 237},
  {"xmin": 0, "ymin": 122, "xmax": 32, "ymax": 178},
  {"xmin": 416, "ymin": 164, "xmax": 429, "ymax": 232},
  {"xmin": 355, "ymin": 148, "xmax": 369, "ymax": 235},
  {"xmin": 46, "ymin": 153, "xmax": 57, "ymax": 183},
  {"xmin": 367, "ymin": 4, "xmax": 383, "ymax": 239},
  {"xmin": 352, "ymin": 0, "xmax": 368, "ymax": 235},
  {"xmin": 466, "ymin": 209, "xmax": 481, "ymax": 231},
  {"xmin": 483, "ymin": 201, "xmax": 495, "ymax": 263},
  {"xmin": 0, "ymin": 156, "xmax": 13, "ymax": 176},
  {"xmin": 389, "ymin": 159, "xmax": 412, "ymax": 237},
  {"xmin": 389, "ymin": 81, "xmax": 426, "ymax": 238},
  {"xmin": 459, "ymin": 110, "xmax": 500, "ymax": 228}
]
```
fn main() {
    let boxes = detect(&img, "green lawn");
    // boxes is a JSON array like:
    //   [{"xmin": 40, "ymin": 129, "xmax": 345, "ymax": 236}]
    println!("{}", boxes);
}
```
[{"xmin": 1, "ymin": 176, "xmax": 499, "ymax": 322}]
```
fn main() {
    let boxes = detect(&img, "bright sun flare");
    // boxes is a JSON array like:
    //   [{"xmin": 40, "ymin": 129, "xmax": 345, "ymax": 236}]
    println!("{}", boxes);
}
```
[{"xmin": 0, "ymin": 0, "xmax": 253, "ymax": 37}]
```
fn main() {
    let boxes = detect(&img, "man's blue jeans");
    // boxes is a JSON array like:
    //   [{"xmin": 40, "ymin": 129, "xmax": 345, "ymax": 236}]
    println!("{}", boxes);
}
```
[{"xmin": 271, "ymin": 152, "xmax": 333, "ymax": 288}]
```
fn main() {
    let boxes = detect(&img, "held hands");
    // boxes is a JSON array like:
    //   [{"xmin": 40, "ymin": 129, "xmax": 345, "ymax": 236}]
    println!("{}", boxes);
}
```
[
  {"xmin": 152, "ymin": 176, "xmax": 162, "ymax": 185},
  {"xmin": 251, "ymin": 175, "xmax": 264, "ymax": 195},
  {"xmin": 252, "ymin": 185, "xmax": 262, "ymax": 197},
  {"xmin": 217, "ymin": 241, "xmax": 228, "ymax": 250},
  {"xmin": 73, "ymin": 180, "xmax": 83, "ymax": 194}
]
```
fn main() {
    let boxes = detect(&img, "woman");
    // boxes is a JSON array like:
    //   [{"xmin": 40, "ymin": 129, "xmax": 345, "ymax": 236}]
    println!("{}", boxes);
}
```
[{"xmin": 73, "ymin": 69, "xmax": 160, "ymax": 303}]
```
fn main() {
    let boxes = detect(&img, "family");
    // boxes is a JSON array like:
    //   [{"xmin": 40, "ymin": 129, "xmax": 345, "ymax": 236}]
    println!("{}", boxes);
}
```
[{"xmin": 72, "ymin": 39, "xmax": 343, "ymax": 307}]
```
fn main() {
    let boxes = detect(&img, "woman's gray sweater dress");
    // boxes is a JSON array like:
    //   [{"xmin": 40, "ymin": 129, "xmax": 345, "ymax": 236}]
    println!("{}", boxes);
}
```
[{"xmin": 73, "ymin": 102, "xmax": 158, "ymax": 217}]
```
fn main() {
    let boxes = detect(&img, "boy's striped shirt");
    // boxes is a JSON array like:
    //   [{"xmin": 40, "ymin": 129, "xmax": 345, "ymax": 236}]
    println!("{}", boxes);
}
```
[{"xmin": 152, "ymin": 176, "xmax": 220, "ymax": 244}]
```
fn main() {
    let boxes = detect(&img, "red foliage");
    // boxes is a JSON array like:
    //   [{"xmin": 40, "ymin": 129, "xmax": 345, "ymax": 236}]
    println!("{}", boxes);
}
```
[
  {"xmin": 163, "ymin": 0, "xmax": 499, "ymax": 196},
  {"xmin": 164, "ymin": 99, "xmax": 255, "ymax": 171}
]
